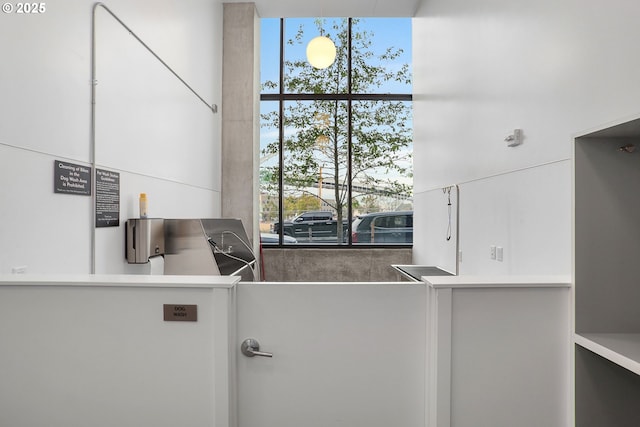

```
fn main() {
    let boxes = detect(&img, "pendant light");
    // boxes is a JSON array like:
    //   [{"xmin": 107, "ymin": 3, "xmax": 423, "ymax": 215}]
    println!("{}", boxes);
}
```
[{"xmin": 306, "ymin": 25, "xmax": 336, "ymax": 69}]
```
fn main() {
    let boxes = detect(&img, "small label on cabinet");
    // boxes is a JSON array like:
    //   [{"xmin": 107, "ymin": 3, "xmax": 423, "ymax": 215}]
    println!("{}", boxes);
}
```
[{"xmin": 163, "ymin": 304, "xmax": 197, "ymax": 322}]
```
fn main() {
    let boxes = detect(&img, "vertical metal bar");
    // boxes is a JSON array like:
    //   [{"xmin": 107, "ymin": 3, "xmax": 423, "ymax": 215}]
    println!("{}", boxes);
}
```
[
  {"xmin": 90, "ymin": 3, "xmax": 99, "ymax": 273},
  {"xmin": 278, "ymin": 18, "xmax": 285, "ymax": 246}
]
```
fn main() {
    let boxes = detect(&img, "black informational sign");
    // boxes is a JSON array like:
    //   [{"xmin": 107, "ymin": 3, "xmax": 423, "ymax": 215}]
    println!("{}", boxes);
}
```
[
  {"xmin": 95, "ymin": 168, "xmax": 120, "ymax": 228},
  {"xmin": 54, "ymin": 160, "xmax": 91, "ymax": 195}
]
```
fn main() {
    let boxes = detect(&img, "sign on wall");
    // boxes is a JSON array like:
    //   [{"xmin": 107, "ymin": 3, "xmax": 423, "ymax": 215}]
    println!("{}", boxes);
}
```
[
  {"xmin": 54, "ymin": 160, "xmax": 91, "ymax": 196},
  {"xmin": 95, "ymin": 168, "xmax": 120, "ymax": 228}
]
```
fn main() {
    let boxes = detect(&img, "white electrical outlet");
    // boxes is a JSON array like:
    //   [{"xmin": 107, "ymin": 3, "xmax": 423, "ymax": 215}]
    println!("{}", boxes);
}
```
[
  {"xmin": 490, "ymin": 245, "xmax": 496, "ymax": 260},
  {"xmin": 11, "ymin": 266, "xmax": 27, "ymax": 274},
  {"xmin": 496, "ymin": 247, "xmax": 504, "ymax": 262}
]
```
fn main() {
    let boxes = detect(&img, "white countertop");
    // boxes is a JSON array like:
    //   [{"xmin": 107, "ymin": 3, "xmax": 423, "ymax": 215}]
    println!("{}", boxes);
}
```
[
  {"xmin": 0, "ymin": 274, "xmax": 239, "ymax": 288},
  {"xmin": 422, "ymin": 275, "xmax": 571, "ymax": 289}
]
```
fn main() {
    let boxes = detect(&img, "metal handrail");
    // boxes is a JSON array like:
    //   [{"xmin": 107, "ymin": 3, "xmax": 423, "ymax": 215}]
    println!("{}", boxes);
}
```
[
  {"xmin": 89, "ymin": 2, "xmax": 218, "ymax": 272},
  {"xmin": 92, "ymin": 2, "xmax": 217, "ymax": 114}
]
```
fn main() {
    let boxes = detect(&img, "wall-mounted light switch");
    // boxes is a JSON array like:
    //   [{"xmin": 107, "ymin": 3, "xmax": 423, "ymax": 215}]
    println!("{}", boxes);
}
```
[
  {"xmin": 496, "ymin": 247, "xmax": 504, "ymax": 262},
  {"xmin": 490, "ymin": 245, "xmax": 496, "ymax": 260}
]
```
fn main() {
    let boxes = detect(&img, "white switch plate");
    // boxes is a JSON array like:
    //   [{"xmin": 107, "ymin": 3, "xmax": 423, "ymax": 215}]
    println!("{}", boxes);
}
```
[
  {"xmin": 490, "ymin": 245, "xmax": 496, "ymax": 260},
  {"xmin": 496, "ymin": 247, "xmax": 504, "ymax": 262}
]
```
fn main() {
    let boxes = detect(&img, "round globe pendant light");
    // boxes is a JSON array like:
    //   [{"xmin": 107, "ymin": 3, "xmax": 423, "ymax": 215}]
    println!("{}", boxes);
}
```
[{"xmin": 306, "ymin": 35, "xmax": 336, "ymax": 69}]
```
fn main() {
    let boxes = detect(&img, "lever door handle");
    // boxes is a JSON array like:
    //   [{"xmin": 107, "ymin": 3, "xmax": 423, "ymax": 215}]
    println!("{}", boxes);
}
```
[{"xmin": 241, "ymin": 338, "xmax": 273, "ymax": 358}]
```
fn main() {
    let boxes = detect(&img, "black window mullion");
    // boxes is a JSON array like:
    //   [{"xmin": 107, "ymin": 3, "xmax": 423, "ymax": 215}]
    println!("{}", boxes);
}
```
[
  {"xmin": 277, "ymin": 18, "xmax": 285, "ymax": 246},
  {"xmin": 347, "ymin": 18, "xmax": 353, "ymax": 244},
  {"xmin": 261, "ymin": 93, "xmax": 412, "ymax": 101}
]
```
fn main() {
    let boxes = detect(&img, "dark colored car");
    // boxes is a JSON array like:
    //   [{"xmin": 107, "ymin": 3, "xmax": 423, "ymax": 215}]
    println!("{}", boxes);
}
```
[
  {"xmin": 272, "ymin": 211, "xmax": 348, "ymax": 242},
  {"xmin": 351, "ymin": 211, "xmax": 413, "ymax": 244},
  {"xmin": 291, "ymin": 211, "xmax": 334, "ymax": 222}
]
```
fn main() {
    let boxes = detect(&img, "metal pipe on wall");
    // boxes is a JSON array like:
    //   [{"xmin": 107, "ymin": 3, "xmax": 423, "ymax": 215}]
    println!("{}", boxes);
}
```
[{"xmin": 89, "ymin": 2, "xmax": 218, "ymax": 272}]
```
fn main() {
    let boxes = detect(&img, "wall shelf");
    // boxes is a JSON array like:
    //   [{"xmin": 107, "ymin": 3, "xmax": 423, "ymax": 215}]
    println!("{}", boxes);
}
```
[
  {"xmin": 575, "ymin": 333, "xmax": 640, "ymax": 376},
  {"xmin": 574, "ymin": 115, "xmax": 640, "ymax": 426}
]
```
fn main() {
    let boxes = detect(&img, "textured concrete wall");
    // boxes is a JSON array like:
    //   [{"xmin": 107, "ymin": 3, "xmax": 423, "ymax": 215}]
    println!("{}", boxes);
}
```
[
  {"xmin": 221, "ymin": 3, "xmax": 259, "ymax": 248},
  {"xmin": 261, "ymin": 248, "xmax": 413, "ymax": 282}
]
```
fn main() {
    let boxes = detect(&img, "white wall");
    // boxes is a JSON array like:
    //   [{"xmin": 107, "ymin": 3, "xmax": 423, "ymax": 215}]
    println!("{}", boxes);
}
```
[
  {"xmin": 412, "ymin": 184, "xmax": 459, "ymax": 274},
  {"xmin": 0, "ymin": 0, "xmax": 223, "ymax": 274},
  {"xmin": 412, "ymin": 0, "xmax": 640, "ymax": 275}
]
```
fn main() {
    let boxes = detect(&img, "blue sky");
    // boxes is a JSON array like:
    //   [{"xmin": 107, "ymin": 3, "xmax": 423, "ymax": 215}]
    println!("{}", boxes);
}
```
[
  {"xmin": 259, "ymin": 17, "xmax": 413, "ymax": 176},
  {"xmin": 260, "ymin": 17, "xmax": 412, "ymax": 94}
]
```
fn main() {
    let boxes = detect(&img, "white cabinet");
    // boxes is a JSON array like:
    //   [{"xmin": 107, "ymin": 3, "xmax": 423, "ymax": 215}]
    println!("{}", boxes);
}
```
[
  {"xmin": 574, "ymin": 117, "xmax": 640, "ymax": 426},
  {"xmin": 424, "ymin": 276, "xmax": 571, "ymax": 427}
]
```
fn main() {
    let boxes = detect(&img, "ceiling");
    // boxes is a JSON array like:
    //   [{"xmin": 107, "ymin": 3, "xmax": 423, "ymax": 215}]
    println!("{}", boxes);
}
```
[{"xmin": 222, "ymin": 0, "xmax": 423, "ymax": 18}]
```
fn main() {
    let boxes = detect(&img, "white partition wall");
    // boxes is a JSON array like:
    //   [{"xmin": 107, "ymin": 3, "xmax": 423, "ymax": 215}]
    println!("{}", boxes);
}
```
[
  {"xmin": 235, "ymin": 282, "xmax": 427, "ymax": 427},
  {"xmin": 0, "ymin": 274, "xmax": 576, "ymax": 427},
  {"xmin": 425, "ymin": 276, "xmax": 571, "ymax": 427},
  {"xmin": 0, "ymin": 275, "xmax": 238, "ymax": 427}
]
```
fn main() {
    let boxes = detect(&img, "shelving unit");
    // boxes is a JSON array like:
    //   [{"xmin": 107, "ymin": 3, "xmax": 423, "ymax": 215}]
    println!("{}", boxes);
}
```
[{"xmin": 574, "ymin": 116, "xmax": 640, "ymax": 427}]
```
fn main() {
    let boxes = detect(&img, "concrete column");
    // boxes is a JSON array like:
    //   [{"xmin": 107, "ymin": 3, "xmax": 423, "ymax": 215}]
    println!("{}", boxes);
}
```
[{"xmin": 221, "ymin": 3, "xmax": 259, "ymax": 249}]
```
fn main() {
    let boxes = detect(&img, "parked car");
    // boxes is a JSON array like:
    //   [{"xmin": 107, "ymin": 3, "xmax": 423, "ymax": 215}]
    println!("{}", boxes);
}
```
[
  {"xmin": 291, "ymin": 211, "xmax": 333, "ymax": 222},
  {"xmin": 351, "ymin": 211, "xmax": 413, "ymax": 244},
  {"xmin": 260, "ymin": 233, "xmax": 298, "ymax": 244},
  {"xmin": 272, "ymin": 211, "xmax": 348, "ymax": 242}
]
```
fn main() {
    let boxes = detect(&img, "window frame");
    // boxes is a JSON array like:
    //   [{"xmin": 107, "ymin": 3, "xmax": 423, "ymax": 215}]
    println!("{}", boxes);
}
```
[{"xmin": 261, "ymin": 17, "xmax": 412, "ymax": 248}]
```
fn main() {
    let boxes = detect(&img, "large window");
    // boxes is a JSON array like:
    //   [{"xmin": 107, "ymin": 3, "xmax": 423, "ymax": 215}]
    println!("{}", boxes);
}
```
[{"xmin": 260, "ymin": 18, "xmax": 412, "ymax": 246}]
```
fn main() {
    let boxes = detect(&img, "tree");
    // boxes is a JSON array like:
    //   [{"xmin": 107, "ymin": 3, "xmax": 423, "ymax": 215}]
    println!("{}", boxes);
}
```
[
  {"xmin": 284, "ymin": 193, "xmax": 321, "ymax": 215},
  {"xmin": 261, "ymin": 18, "xmax": 412, "ymax": 243}
]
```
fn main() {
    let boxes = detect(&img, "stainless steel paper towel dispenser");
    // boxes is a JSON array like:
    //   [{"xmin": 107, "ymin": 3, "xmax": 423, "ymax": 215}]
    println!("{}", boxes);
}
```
[{"xmin": 126, "ymin": 218, "xmax": 165, "ymax": 264}]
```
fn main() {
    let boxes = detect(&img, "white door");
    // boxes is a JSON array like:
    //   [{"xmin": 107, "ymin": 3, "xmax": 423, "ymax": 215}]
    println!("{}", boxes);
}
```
[{"xmin": 236, "ymin": 282, "xmax": 426, "ymax": 427}]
